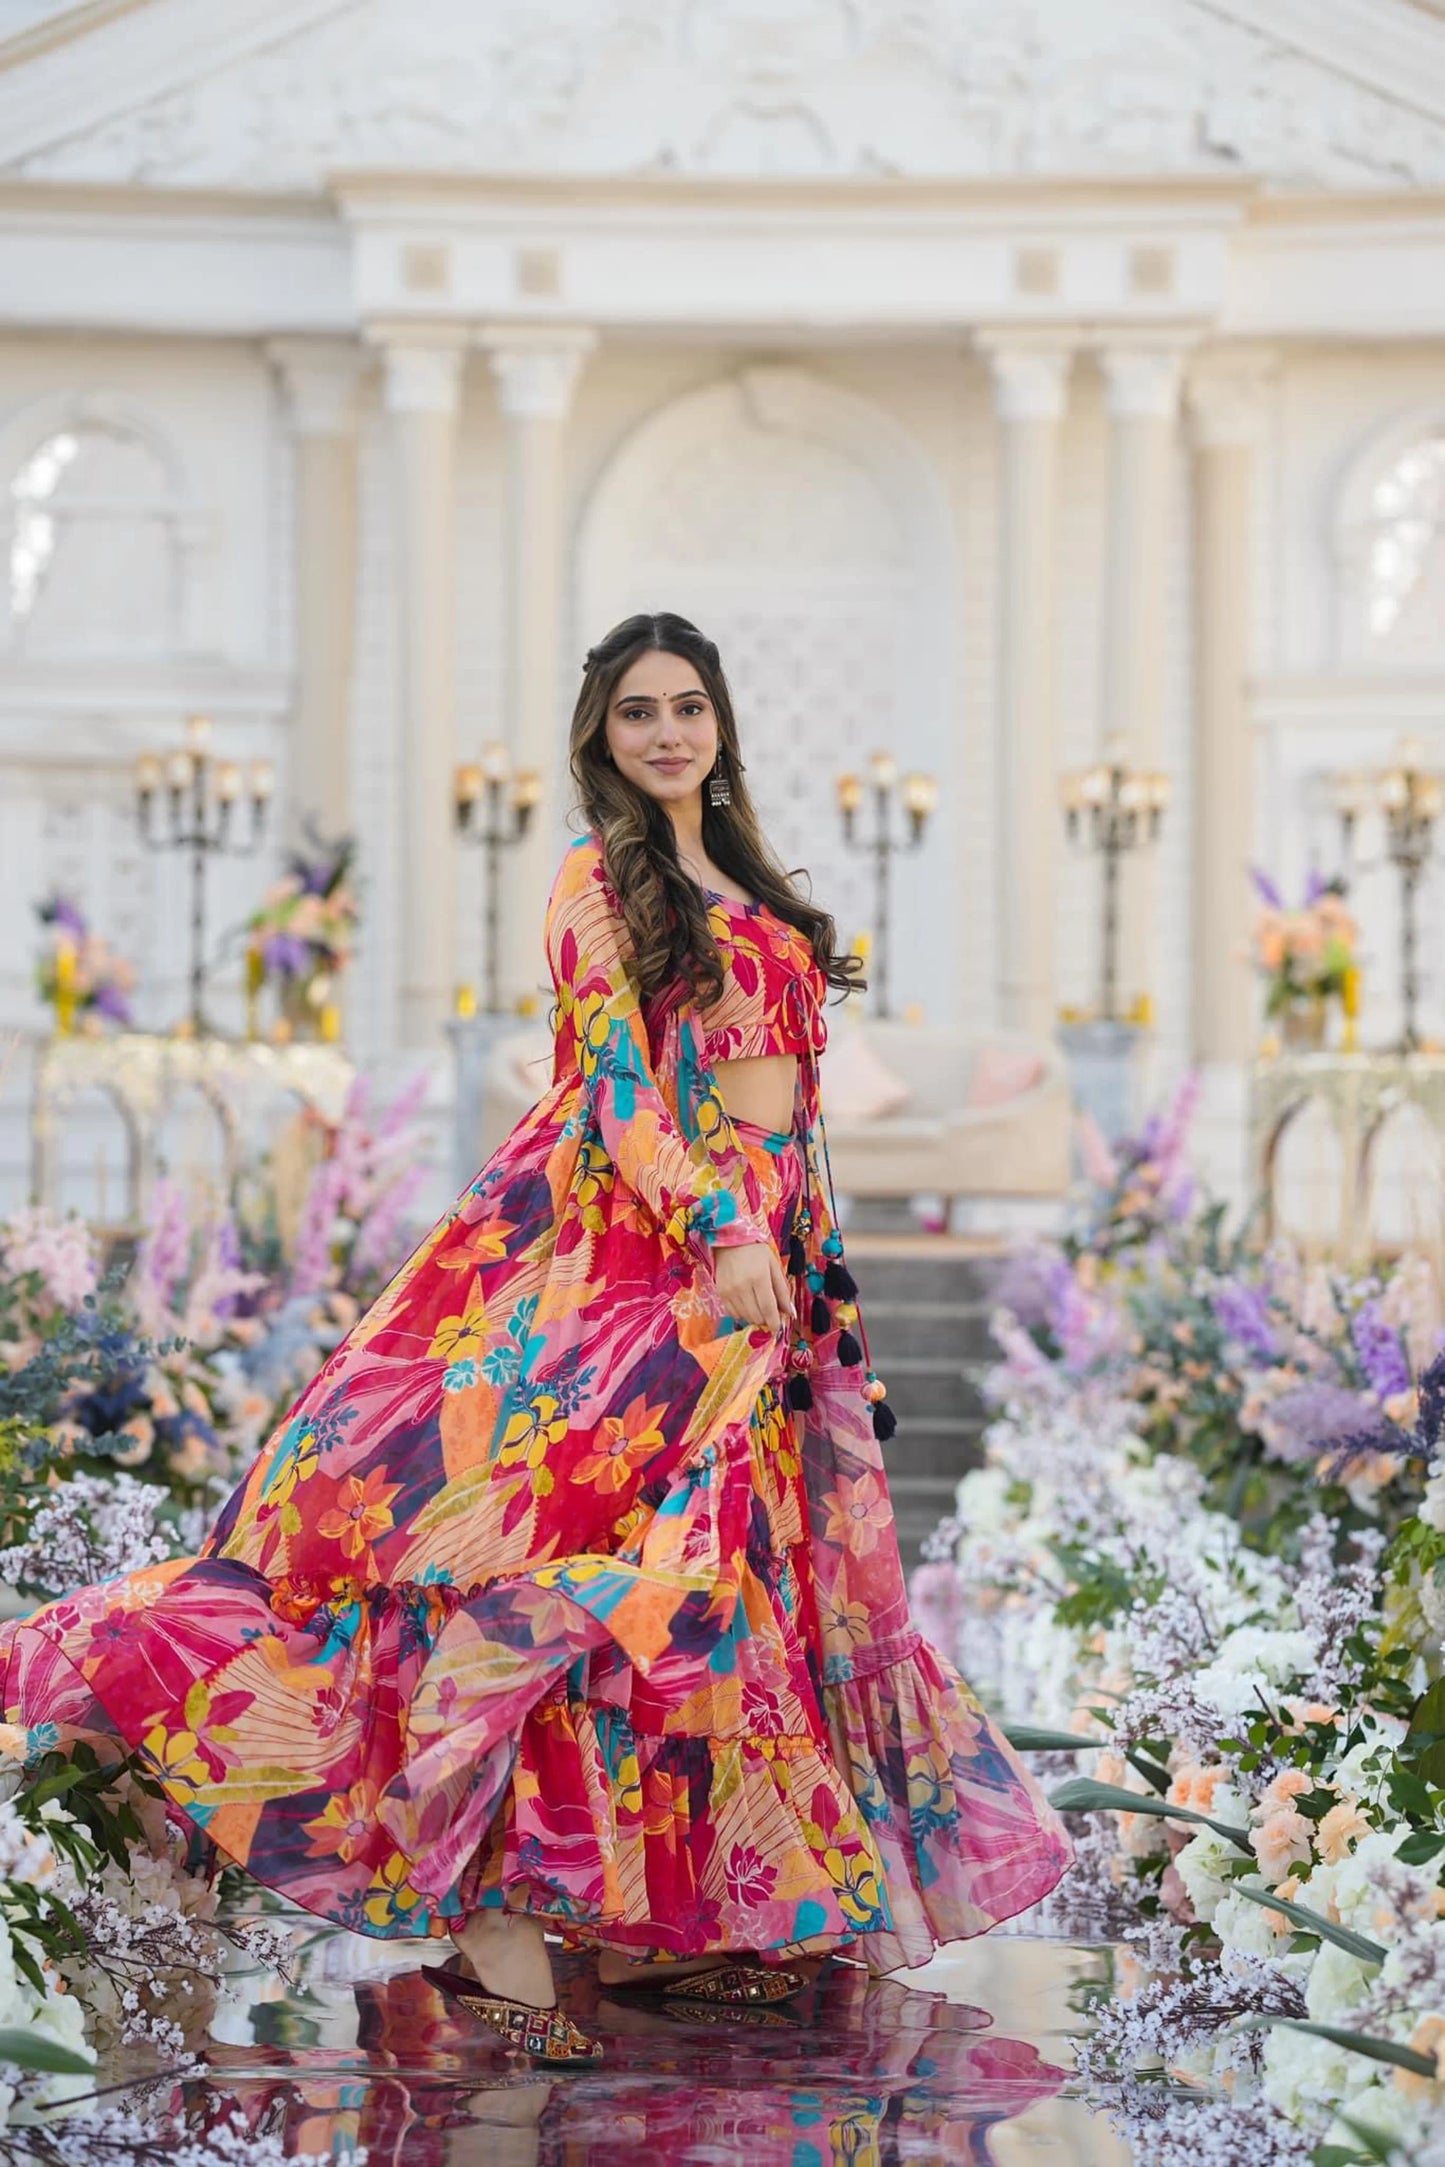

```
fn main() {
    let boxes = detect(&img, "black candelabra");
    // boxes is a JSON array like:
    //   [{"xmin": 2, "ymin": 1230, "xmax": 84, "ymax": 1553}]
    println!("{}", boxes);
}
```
[
  {"xmin": 835, "ymin": 752, "xmax": 937, "ymax": 1018},
  {"xmin": 135, "ymin": 715, "xmax": 272, "ymax": 1035},
  {"xmin": 1060, "ymin": 739, "xmax": 1170, "ymax": 1026},
  {"xmin": 454, "ymin": 744, "xmax": 542, "ymax": 1014}
]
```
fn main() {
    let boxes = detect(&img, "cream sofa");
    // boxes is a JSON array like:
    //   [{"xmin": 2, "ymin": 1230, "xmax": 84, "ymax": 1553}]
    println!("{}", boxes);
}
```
[
  {"xmin": 479, "ymin": 1019, "xmax": 1071, "ymax": 1203},
  {"xmin": 817, "ymin": 1021, "xmax": 1072, "ymax": 1201}
]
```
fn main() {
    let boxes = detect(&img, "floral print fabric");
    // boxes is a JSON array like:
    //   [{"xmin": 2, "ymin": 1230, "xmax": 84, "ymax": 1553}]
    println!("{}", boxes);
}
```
[{"xmin": 0, "ymin": 833, "xmax": 1069, "ymax": 1966}]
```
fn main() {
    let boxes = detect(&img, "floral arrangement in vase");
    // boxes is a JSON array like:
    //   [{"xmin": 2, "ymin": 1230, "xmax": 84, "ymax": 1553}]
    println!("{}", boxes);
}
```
[
  {"xmin": 34, "ymin": 895, "xmax": 135, "ymax": 1036},
  {"xmin": 1250, "ymin": 869, "xmax": 1359, "ymax": 1051},
  {"xmin": 244, "ymin": 831, "xmax": 357, "ymax": 1043}
]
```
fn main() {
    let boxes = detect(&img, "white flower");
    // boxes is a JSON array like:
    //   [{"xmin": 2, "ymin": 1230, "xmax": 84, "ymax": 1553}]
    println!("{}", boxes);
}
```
[
  {"xmin": 1262, "ymin": 2023, "xmax": 1355, "ymax": 2123},
  {"xmin": 1212, "ymin": 1889, "xmax": 1310, "ymax": 1971},
  {"xmin": 1418, "ymin": 1472, "xmax": 1445, "ymax": 1535},
  {"xmin": 954, "ymin": 1464, "xmax": 1016, "ymax": 1537},
  {"xmin": 1192, "ymin": 1627, "xmax": 1317, "ymax": 1722},
  {"xmin": 1304, "ymin": 1939, "xmax": 1375, "ymax": 2024},
  {"xmin": 1173, "ymin": 1786, "xmax": 1251, "ymax": 1925}
]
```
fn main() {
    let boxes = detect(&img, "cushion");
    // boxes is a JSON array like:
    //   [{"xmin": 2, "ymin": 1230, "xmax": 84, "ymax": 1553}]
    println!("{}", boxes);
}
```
[
  {"xmin": 964, "ymin": 1044, "xmax": 1046, "ymax": 1110},
  {"xmin": 819, "ymin": 1025, "xmax": 911, "ymax": 1123}
]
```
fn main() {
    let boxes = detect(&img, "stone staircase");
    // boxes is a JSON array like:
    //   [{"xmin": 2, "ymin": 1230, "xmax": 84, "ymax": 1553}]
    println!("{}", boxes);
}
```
[{"xmin": 845, "ymin": 1239, "xmax": 1004, "ymax": 1569}]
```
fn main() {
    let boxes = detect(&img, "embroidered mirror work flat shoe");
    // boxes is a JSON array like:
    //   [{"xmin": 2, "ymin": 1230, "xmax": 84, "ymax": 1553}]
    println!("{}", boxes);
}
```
[
  {"xmin": 608, "ymin": 1959, "xmax": 807, "ymax": 2006},
  {"xmin": 424, "ymin": 1961, "xmax": 604, "ymax": 2065}
]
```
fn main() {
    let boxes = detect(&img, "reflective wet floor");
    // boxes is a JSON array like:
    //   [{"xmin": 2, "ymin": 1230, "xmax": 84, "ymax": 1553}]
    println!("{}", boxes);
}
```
[{"xmin": 123, "ymin": 1925, "xmax": 1134, "ymax": 2163}]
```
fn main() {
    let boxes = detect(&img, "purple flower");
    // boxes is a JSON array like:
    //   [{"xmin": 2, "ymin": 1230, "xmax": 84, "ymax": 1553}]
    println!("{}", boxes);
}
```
[
  {"xmin": 1250, "ymin": 867, "xmax": 1284, "ymax": 910},
  {"xmin": 992, "ymin": 1246, "xmax": 1065, "ymax": 1332},
  {"xmin": 38, "ymin": 893, "xmax": 89, "ymax": 937},
  {"xmin": 262, "ymin": 932, "xmax": 311, "ymax": 977},
  {"xmin": 1211, "ymin": 1281, "xmax": 1279, "ymax": 1362},
  {"xmin": 90, "ymin": 981, "xmax": 133, "ymax": 1025},
  {"xmin": 1257, "ymin": 1380, "xmax": 1385, "ymax": 1465},
  {"xmin": 1349, "ymin": 1298, "xmax": 1412, "ymax": 1402}
]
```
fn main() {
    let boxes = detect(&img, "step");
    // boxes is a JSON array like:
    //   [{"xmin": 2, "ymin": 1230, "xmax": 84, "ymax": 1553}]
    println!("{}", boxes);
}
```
[
  {"xmin": 875, "ymin": 1421, "xmax": 984, "ymax": 1487},
  {"xmin": 859, "ymin": 1301, "xmax": 997, "ymax": 1362},
  {"xmin": 846, "ymin": 1254, "xmax": 1009, "ymax": 1308},
  {"xmin": 861, "ymin": 1363, "xmax": 986, "ymax": 1424}
]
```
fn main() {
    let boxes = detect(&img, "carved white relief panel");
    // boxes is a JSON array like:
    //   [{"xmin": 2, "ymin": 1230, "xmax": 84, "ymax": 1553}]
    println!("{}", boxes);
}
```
[
  {"xmin": 577, "ymin": 367, "xmax": 951, "ymax": 1008},
  {"xmin": 10, "ymin": 0, "xmax": 1445, "ymax": 190}
]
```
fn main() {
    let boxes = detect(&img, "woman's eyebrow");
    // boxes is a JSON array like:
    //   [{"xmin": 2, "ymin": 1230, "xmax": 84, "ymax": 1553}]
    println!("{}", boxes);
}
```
[{"xmin": 612, "ymin": 688, "xmax": 710, "ymax": 706}]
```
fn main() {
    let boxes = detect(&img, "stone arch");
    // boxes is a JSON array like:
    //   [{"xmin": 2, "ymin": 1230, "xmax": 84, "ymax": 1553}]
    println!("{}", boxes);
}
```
[
  {"xmin": 576, "ymin": 363, "xmax": 955, "ymax": 1013},
  {"xmin": 1360, "ymin": 1098, "xmax": 1445, "ymax": 1261},
  {"xmin": 1333, "ymin": 400, "xmax": 1445, "ymax": 664},
  {"xmin": 1264, "ymin": 1093, "xmax": 1346, "ymax": 1254},
  {"xmin": 0, "ymin": 389, "xmax": 201, "ymax": 656}
]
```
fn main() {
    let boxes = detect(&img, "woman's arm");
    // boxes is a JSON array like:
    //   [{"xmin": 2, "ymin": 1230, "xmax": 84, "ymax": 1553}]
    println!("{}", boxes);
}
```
[{"xmin": 545, "ymin": 840, "xmax": 770, "ymax": 1252}]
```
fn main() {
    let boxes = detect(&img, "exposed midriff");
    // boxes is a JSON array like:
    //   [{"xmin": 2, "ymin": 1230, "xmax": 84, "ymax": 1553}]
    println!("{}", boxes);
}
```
[{"xmin": 710, "ymin": 1050, "xmax": 798, "ymax": 1134}]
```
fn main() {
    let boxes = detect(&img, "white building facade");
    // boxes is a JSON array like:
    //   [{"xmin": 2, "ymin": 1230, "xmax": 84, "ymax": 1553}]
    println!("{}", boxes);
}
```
[{"xmin": 3, "ymin": 0, "xmax": 1445, "ymax": 1203}]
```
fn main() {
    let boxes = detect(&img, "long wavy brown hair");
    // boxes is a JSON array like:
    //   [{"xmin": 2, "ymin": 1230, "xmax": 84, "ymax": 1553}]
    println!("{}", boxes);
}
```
[{"xmin": 567, "ymin": 612, "xmax": 866, "ymax": 1012}]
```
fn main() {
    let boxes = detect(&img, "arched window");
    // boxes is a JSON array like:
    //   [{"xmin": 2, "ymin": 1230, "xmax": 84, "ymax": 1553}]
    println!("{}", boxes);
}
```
[
  {"xmin": 6, "ymin": 417, "xmax": 183, "ymax": 655},
  {"xmin": 1366, "ymin": 429, "xmax": 1445, "ymax": 641}
]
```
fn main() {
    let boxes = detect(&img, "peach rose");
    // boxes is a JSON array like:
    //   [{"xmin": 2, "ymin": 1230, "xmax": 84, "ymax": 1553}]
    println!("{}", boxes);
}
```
[
  {"xmin": 1393, "ymin": 2014, "xmax": 1445, "ymax": 2099},
  {"xmin": 1316, "ymin": 1799, "xmax": 1370, "ymax": 1865},
  {"xmin": 1250, "ymin": 1808, "xmax": 1313, "ymax": 1883},
  {"xmin": 1261, "ymin": 1872, "xmax": 1300, "ymax": 1935},
  {"xmin": 1259, "ymin": 1768, "xmax": 1312, "ymax": 1816},
  {"xmin": 1168, "ymin": 1764, "xmax": 1228, "ymax": 1813},
  {"xmin": 1281, "ymin": 1699, "xmax": 1340, "ymax": 1732}
]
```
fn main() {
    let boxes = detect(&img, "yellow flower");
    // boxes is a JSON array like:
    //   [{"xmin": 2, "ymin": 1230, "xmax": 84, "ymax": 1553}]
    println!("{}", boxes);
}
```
[
  {"xmin": 575, "ymin": 991, "xmax": 612, "ymax": 1079},
  {"xmin": 363, "ymin": 1851, "xmax": 425, "ymax": 1932},
  {"xmin": 142, "ymin": 1724, "xmax": 211, "ymax": 1800},
  {"xmin": 823, "ymin": 1845, "xmax": 884, "ymax": 1928},
  {"xmin": 574, "ymin": 1394, "xmax": 667, "ymax": 1491},
  {"xmin": 497, "ymin": 1392, "xmax": 567, "ymax": 1497},
  {"xmin": 260, "ymin": 1426, "xmax": 318, "ymax": 1510},
  {"xmin": 428, "ymin": 1296, "xmax": 489, "ymax": 1363}
]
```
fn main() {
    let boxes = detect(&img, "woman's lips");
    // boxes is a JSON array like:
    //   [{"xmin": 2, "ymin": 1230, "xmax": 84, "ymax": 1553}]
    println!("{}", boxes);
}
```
[{"xmin": 650, "ymin": 759, "xmax": 690, "ymax": 772}]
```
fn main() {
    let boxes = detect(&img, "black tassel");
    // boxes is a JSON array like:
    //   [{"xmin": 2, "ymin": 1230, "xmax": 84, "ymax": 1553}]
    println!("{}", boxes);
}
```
[
  {"xmin": 871, "ymin": 1399, "xmax": 897, "ymax": 1442},
  {"xmin": 822, "ymin": 1258, "xmax": 857, "ymax": 1300},
  {"xmin": 810, "ymin": 1294, "xmax": 831, "ymax": 1336},
  {"xmin": 787, "ymin": 1233, "xmax": 807, "ymax": 1277},
  {"xmin": 785, "ymin": 1372, "xmax": 814, "ymax": 1412},
  {"xmin": 836, "ymin": 1328, "xmax": 862, "ymax": 1367}
]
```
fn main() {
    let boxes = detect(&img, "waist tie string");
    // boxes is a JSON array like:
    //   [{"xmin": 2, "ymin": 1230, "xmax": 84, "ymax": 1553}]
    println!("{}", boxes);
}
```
[{"xmin": 781, "ymin": 1028, "xmax": 896, "ymax": 1445}]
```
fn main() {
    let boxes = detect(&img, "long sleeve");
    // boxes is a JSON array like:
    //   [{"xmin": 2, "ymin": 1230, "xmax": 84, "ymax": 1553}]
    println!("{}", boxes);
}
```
[{"xmin": 545, "ymin": 839, "xmax": 770, "ymax": 1252}]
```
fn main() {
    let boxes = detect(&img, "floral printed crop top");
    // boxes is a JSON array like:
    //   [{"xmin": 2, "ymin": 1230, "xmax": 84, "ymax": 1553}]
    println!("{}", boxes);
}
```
[{"xmin": 696, "ymin": 887, "xmax": 831, "ymax": 1067}]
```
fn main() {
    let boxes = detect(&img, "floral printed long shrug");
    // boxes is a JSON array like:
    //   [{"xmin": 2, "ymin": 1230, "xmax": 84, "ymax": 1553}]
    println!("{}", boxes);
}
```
[{"xmin": 0, "ymin": 834, "xmax": 1069, "ymax": 1968}]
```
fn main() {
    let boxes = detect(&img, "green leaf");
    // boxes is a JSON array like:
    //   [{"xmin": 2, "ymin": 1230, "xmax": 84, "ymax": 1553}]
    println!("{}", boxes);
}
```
[
  {"xmin": 1003, "ymin": 1727, "xmax": 1103, "ymax": 1754},
  {"xmin": 1228, "ymin": 1882, "xmax": 1386, "ymax": 1964},
  {"xmin": 1397, "ymin": 1829, "xmax": 1445, "ymax": 1866},
  {"xmin": 0, "ymin": 2027, "xmax": 94, "ymax": 2075},
  {"xmin": 1237, "ymin": 2013, "xmax": 1438, "ymax": 2081},
  {"xmin": 1048, "ymin": 1776, "xmax": 1251, "ymax": 1849}
]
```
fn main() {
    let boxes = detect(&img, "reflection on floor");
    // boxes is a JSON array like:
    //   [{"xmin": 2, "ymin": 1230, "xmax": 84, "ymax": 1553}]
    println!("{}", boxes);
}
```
[{"xmin": 115, "ymin": 1922, "xmax": 1135, "ymax": 2164}]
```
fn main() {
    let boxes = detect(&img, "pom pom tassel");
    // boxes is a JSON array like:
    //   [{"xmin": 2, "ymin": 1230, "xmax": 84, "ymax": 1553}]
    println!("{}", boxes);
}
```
[
  {"xmin": 785, "ymin": 1372, "xmax": 814, "ymax": 1412},
  {"xmin": 871, "ymin": 1399, "xmax": 897, "ymax": 1442},
  {"xmin": 836, "ymin": 1328, "xmax": 862, "ymax": 1367},
  {"xmin": 787, "ymin": 1233, "xmax": 808, "ymax": 1277},
  {"xmin": 823, "ymin": 1258, "xmax": 857, "ymax": 1301},
  {"xmin": 810, "ymin": 1294, "xmax": 831, "ymax": 1336}
]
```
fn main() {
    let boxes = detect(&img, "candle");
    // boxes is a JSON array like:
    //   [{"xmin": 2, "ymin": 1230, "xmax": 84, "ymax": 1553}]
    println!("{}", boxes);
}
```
[
  {"xmin": 901, "ymin": 772, "xmax": 937, "ymax": 818},
  {"xmin": 135, "ymin": 754, "xmax": 162, "ymax": 797},
  {"xmin": 248, "ymin": 760, "xmax": 275, "ymax": 802},
  {"xmin": 835, "ymin": 773, "xmax": 863, "ymax": 815},
  {"xmin": 215, "ymin": 760, "xmax": 242, "ymax": 804},
  {"xmin": 455, "ymin": 762, "xmax": 483, "ymax": 808},
  {"xmin": 513, "ymin": 768, "xmax": 543, "ymax": 811},
  {"xmin": 166, "ymin": 752, "xmax": 192, "ymax": 792},
  {"xmin": 480, "ymin": 741, "xmax": 510, "ymax": 784},
  {"xmin": 868, "ymin": 751, "xmax": 897, "ymax": 791},
  {"xmin": 185, "ymin": 714, "xmax": 213, "ymax": 753}
]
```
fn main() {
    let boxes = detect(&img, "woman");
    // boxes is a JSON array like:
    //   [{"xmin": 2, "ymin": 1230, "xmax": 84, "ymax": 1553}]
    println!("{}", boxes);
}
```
[{"xmin": 0, "ymin": 614, "xmax": 1069, "ymax": 2067}]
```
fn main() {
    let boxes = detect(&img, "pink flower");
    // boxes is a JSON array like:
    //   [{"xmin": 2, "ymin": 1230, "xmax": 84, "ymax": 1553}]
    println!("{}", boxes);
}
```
[
  {"xmin": 1258, "ymin": 1768, "xmax": 1312, "ymax": 1816},
  {"xmin": 1316, "ymin": 1799, "xmax": 1370, "ymax": 1865},
  {"xmin": 1250, "ymin": 1807, "xmax": 1313, "ymax": 1884}
]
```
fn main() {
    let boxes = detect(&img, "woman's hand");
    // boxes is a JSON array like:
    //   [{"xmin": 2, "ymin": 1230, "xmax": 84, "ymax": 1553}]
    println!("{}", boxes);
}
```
[{"xmin": 711, "ymin": 1239, "xmax": 794, "ymax": 1334}]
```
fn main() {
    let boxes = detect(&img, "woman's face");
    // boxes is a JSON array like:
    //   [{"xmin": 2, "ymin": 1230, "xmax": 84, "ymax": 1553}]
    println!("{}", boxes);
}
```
[{"xmin": 603, "ymin": 648, "xmax": 719, "ymax": 806}]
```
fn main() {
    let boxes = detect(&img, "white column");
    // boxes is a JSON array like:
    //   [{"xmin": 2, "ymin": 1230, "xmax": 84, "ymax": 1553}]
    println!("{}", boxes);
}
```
[
  {"xmin": 268, "ymin": 339, "xmax": 365, "ymax": 841},
  {"xmin": 380, "ymin": 331, "xmax": 467, "ymax": 1048},
  {"xmin": 1187, "ymin": 354, "xmax": 1272, "ymax": 1066},
  {"xmin": 479, "ymin": 326, "xmax": 596, "ymax": 1012},
  {"xmin": 1097, "ymin": 343, "xmax": 1186, "ymax": 1017},
  {"xmin": 978, "ymin": 335, "xmax": 1073, "ymax": 1039}
]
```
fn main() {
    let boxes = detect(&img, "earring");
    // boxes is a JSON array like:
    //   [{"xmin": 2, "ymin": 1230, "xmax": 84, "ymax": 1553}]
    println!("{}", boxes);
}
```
[{"xmin": 707, "ymin": 753, "xmax": 731, "ymax": 809}]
